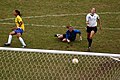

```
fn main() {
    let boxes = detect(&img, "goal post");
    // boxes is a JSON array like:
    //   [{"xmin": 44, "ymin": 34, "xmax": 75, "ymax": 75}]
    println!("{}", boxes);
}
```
[
  {"xmin": 0, "ymin": 47, "xmax": 120, "ymax": 80},
  {"xmin": 0, "ymin": 47, "xmax": 120, "ymax": 57}
]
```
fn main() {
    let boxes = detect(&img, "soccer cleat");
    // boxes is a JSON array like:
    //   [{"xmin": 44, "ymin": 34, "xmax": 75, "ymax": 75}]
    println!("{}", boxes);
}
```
[
  {"xmin": 54, "ymin": 34, "xmax": 58, "ymax": 37},
  {"xmin": 4, "ymin": 43, "xmax": 11, "ymax": 46},
  {"xmin": 87, "ymin": 47, "xmax": 91, "ymax": 51},
  {"xmin": 54, "ymin": 34, "xmax": 61, "ymax": 37},
  {"xmin": 79, "ymin": 38, "xmax": 82, "ymax": 41},
  {"xmin": 22, "ymin": 45, "xmax": 26, "ymax": 48}
]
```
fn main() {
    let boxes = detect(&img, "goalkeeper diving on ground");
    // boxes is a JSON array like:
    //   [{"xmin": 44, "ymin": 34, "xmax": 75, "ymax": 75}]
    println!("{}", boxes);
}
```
[{"xmin": 54, "ymin": 26, "xmax": 82, "ymax": 43}]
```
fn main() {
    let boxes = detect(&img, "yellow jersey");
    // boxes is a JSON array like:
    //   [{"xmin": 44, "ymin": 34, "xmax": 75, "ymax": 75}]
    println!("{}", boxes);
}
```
[{"xmin": 15, "ymin": 15, "xmax": 25, "ymax": 30}]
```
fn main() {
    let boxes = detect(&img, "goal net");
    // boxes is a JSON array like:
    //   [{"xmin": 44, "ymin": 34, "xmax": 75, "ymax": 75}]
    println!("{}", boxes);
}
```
[{"xmin": 0, "ymin": 47, "xmax": 120, "ymax": 80}]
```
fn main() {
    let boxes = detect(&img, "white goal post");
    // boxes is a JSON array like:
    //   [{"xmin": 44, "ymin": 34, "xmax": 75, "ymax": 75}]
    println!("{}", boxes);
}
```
[
  {"xmin": 1, "ymin": 47, "xmax": 120, "ymax": 80},
  {"xmin": 0, "ymin": 47, "xmax": 120, "ymax": 58}
]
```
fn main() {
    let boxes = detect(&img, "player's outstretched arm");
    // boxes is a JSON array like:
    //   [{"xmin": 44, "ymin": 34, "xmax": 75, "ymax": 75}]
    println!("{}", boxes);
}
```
[
  {"xmin": 79, "ymin": 35, "xmax": 82, "ymax": 41},
  {"xmin": 98, "ymin": 19, "xmax": 102, "ymax": 30},
  {"xmin": 76, "ymin": 30, "xmax": 82, "ymax": 41}
]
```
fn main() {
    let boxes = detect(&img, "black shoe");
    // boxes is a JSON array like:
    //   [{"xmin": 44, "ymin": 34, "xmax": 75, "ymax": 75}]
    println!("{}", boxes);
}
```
[
  {"xmin": 4, "ymin": 43, "xmax": 11, "ymax": 46},
  {"xmin": 87, "ymin": 47, "xmax": 91, "ymax": 51},
  {"xmin": 22, "ymin": 45, "xmax": 26, "ymax": 48},
  {"xmin": 54, "ymin": 34, "xmax": 58, "ymax": 37},
  {"xmin": 54, "ymin": 34, "xmax": 61, "ymax": 37}
]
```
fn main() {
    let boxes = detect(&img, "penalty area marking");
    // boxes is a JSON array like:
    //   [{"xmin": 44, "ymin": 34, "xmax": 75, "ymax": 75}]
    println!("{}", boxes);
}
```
[
  {"xmin": 0, "ymin": 22, "xmax": 120, "ymax": 30},
  {"xmin": 0, "ymin": 11, "xmax": 120, "ymax": 21}
]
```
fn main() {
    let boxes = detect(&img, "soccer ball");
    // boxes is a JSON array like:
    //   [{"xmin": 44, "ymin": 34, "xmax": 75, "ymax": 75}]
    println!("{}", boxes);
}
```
[{"xmin": 72, "ymin": 58, "xmax": 78, "ymax": 63}]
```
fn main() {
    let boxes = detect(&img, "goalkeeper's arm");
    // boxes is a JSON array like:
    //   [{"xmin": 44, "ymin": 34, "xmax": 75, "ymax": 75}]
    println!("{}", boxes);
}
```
[{"xmin": 75, "ymin": 30, "xmax": 82, "ymax": 41}]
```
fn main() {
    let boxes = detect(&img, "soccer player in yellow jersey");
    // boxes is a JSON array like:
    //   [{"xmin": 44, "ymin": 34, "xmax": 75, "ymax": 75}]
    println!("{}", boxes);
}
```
[{"xmin": 4, "ymin": 10, "xmax": 26, "ymax": 48}]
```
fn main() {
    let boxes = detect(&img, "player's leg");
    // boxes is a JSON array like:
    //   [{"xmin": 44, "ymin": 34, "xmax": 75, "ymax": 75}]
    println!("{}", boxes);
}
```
[
  {"xmin": 16, "ymin": 33, "xmax": 26, "ymax": 48},
  {"xmin": 87, "ymin": 33, "xmax": 91, "ymax": 50},
  {"xmin": 55, "ymin": 34, "xmax": 67, "ymax": 42},
  {"xmin": 62, "ymin": 38, "xmax": 67, "ymax": 42},
  {"xmin": 4, "ymin": 31, "xmax": 16, "ymax": 46},
  {"xmin": 87, "ymin": 26, "xmax": 92, "ymax": 49},
  {"xmin": 55, "ymin": 34, "xmax": 64, "ymax": 38},
  {"xmin": 87, "ymin": 33, "xmax": 90, "ymax": 42},
  {"xmin": 88, "ymin": 30, "xmax": 95, "ymax": 48},
  {"xmin": 88, "ymin": 27, "xmax": 97, "ymax": 49},
  {"xmin": 54, "ymin": 34, "xmax": 61, "ymax": 37},
  {"xmin": 58, "ymin": 34, "xmax": 64, "ymax": 39},
  {"xmin": 79, "ymin": 34, "xmax": 82, "ymax": 41}
]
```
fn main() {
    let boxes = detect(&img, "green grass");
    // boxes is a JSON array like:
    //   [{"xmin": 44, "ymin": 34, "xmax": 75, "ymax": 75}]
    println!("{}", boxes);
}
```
[
  {"xmin": 0, "ymin": 0, "xmax": 120, "ymax": 53},
  {"xmin": 0, "ymin": 0, "xmax": 120, "ymax": 79}
]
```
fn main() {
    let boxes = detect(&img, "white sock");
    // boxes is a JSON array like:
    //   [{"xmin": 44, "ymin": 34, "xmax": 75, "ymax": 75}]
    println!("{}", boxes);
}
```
[
  {"xmin": 7, "ymin": 35, "xmax": 12, "ymax": 44},
  {"xmin": 57, "ymin": 34, "xmax": 61, "ymax": 37},
  {"xmin": 19, "ymin": 37, "xmax": 26, "ymax": 46}
]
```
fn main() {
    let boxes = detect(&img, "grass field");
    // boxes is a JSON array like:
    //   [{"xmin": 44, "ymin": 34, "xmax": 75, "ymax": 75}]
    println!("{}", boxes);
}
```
[
  {"xmin": 0, "ymin": 0, "xmax": 120, "ymax": 53},
  {"xmin": 0, "ymin": 0, "xmax": 120, "ymax": 80}
]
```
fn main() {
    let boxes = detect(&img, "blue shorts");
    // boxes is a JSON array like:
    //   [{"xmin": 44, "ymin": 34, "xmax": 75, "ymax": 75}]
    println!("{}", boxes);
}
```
[{"xmin": 14, "ymin": 28, "xmax": 23, "ymax": 34}]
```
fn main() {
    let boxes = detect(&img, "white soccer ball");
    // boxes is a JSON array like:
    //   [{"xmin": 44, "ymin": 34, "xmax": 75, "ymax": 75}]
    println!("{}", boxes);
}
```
[{"xmin": 72, "ymin": 58, "xmax": 79, "ymax": 63}]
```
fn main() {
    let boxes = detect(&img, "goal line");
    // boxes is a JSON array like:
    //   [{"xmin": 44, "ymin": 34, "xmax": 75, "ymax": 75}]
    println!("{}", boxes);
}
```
[{"xmin": 0, "ymin": 47, "xmax": 120, "ymax": 58}]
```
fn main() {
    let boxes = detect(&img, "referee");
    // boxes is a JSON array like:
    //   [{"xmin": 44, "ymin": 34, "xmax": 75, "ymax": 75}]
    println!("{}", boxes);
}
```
[{"xmin": 86, "ymin": 8, "xmax": 102, "ymax": 51}]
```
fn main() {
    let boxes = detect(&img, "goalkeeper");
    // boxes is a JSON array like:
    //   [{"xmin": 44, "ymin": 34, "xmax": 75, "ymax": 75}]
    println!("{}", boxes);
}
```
[{"xmin": 55, "ymin": 26, "xmax": 82, "ymax": 43}]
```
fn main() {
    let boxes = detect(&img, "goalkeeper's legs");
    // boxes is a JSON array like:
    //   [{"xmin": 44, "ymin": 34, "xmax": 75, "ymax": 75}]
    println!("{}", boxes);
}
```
[
  {"xmin": 55, "ymin": 34, "xmax": 66, "ymax": 41},
  {"xmin": 62, "ymin": 38, "xmax": 67, "ymax": 42},
  {"xmin": 58, "ymin": 35, "xmax": 64, "ymax": 39}
]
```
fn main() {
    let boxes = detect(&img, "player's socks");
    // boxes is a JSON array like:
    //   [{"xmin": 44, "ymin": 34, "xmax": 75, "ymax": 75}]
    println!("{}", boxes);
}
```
[
  {"xmin": 4, "ymin": 35, "xmax": 12, "ymax": 46},
  {"xmin": 19, "ymin": 37, "xmax": 26, "ymax": 47},
  {"xmin": 89, "ymin": 39, "xmax": 92, "ymax": 47},
  {"xmin": 87, "ymin": 38, "xmax": 89, "ymax": 43},
  {"xmin": 8, "ymin": 35, "xmax": 12, "ymax": 44},
  {"xmin": 87, "ymin": 38, "xmax": 90, "ymax": 47},
  {"xmin": 87, "ymin": 38, "xmax": 91, "ymax": 51}
]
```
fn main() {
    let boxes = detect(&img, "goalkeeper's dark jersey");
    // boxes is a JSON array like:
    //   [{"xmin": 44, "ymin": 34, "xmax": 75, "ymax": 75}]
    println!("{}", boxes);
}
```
[{"xmin": 66, "ymin": 29, "xmax": 81, "ymax": 41}]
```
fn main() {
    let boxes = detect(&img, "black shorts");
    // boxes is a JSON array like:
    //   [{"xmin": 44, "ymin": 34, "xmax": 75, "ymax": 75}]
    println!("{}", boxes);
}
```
[
  {"xmin": 63, "ymin": 34, "xmax": 75, "ymax": 41},
  {"xmin": 87, "ymin": 26, "xmax": 97, "ymax": 33},
  {"xmin": 63, "ymin": 34, "xmax": 66, "ymax": 38},
  {"xmin": 59, "ymin": 34, "xmax": 66, "ymax": 40}
]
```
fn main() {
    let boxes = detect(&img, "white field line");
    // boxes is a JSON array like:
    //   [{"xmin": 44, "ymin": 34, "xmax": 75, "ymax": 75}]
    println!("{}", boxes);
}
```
[
  {"xmin": 0, "ymin": 22, "xmax": 65, "ymax": 28},
  {"xmin": 0, "ymin": 12, "xmax": 120, "ymax": 21},
  {"xmin": 0, "ymin": 22, "xmax": 120, "ymax": 30},
  {"xmin": 0, "ymin": 47, "xmax": 120, "ymax": 58}
]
